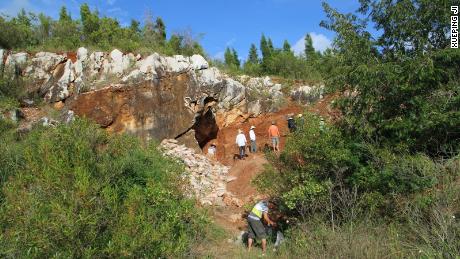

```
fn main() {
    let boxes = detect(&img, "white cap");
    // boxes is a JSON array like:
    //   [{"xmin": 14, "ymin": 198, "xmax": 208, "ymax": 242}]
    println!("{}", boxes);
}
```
[{"xmin": 250, "ymin": 126, "xmax": 256, "ymax": 129}]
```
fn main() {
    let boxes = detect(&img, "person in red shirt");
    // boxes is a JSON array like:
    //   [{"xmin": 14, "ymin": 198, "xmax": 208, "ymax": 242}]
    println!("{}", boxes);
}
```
[{"xmin": 268, "ymin": 121, "xmax": 280, "ymax": 152}]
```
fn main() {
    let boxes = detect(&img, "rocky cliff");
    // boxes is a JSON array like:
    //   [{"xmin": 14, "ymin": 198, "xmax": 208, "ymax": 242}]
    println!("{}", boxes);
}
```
[{"xmin": 1, "ymin": 48, "xmax": 321, "ymax": 150}]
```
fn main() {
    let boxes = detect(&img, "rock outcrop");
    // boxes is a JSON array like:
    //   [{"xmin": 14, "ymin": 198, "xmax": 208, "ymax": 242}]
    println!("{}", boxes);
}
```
[
  {"xmin": 1, "ymin": 48, "xmax": 290, "ymax": 150},
  {"xmin": 291, "ymin": 85, "xmax": 324, "ymax": 104}
]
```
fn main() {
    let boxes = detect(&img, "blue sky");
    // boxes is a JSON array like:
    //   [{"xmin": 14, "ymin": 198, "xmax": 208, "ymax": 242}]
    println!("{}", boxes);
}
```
[{"xmin": 0, "ymin": 0, "xmax": 362, "ymax": 60}]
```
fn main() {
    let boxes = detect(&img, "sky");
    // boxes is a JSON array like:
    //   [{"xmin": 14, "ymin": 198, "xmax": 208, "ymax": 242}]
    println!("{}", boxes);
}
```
[{"xmin": 0, "ymin": 0, "xmax": 363, "ymax": 60}]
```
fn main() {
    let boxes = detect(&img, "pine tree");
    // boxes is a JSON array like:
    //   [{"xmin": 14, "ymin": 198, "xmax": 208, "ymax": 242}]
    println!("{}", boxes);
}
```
[
  {"xmin": 304, "ymin": 34, "xmax": 316, "ymax": 59},
  {"xmin": 248, "ymin": 44, "xmax": 259, "ymax": 64},
  {"xmin": 154, "ymin": 17, "xmax": 166, "ymax": 45},
  {"xmin": 129, "ymin": 19, "xmax": 140, "ymax": 34},
  {"xmin": 224, "ymin": 47, "xmax": 234, "ymax": 67},
  {"xmin": 268, "ymin": 38, "xmax": 274, "ymax": 52},
  {"xmin": 232, "ymin": 48, "xmax": 240, "ymax": 67},
  {"xmin": 260, "ymin": 34, "xmax": 270, "ymax": 60},
  {"xmin": 80, "ymin": 3, "xmax": 99, "ymax": 42},
  {"xmin": 59, "ymin": 6, "xmax": 72, "ymax": 22},
  {"xmin": 283, "ymin": 40, "xmax": 291, "ymax": 53}
]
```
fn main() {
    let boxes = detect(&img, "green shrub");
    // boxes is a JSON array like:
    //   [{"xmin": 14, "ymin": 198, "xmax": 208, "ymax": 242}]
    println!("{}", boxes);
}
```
[{"xmin": 0, "ymin": 119, "xmax": 208, "ymax": 258}]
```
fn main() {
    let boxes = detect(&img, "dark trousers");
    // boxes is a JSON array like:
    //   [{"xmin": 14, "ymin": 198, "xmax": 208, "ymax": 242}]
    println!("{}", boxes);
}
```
[
  {"xmin": 250, "ymin": 140, "xmax": 257, "ymax": 153},
  {"xmin": 239, "ymin": 146, "xmax": 245, "ymax": 159}
]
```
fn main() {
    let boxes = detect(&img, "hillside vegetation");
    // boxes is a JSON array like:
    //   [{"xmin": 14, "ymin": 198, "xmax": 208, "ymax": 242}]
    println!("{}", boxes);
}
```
[{"xmin": 254, "ymin": 0, "xmax": 460, "ymax": 257}]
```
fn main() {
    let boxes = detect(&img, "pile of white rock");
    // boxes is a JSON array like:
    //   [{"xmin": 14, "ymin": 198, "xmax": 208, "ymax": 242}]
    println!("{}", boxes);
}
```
[{"xmin": 160, "ymin": 139, "xmax": 240, "ymax": 207}]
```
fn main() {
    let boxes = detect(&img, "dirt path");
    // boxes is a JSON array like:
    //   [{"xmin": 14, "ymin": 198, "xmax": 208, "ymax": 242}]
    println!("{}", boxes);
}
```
[{"xmin": 208, "ymin": 104, "xmax": 304, "ymax": 236}]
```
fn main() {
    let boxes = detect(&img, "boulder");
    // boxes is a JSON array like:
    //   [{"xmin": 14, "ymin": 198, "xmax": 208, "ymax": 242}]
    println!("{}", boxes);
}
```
[
  {"xmin": 5, "ymin": 52, "xmax": 28, "ymax": 67},
  {"xmin": 138, "ymin": 53, "xmax": 161, "ymax": 78},
  {"xmin": 109, "ymin": 49, "xmax": 126, "ymax": 75},
  {"xmin": 25, "ymin": 52, "xmax": 66, "ymax": 80},
  {"xmin": 89, "ymin": 51, "xmax": 105, "ymax": 76},
  {"xmin": 77, "ymin": 47, "xmax": 88, "ymax": 62},
  {"xmin": 247, "ymin": 100, "xmax": 262, "ymax": 117},
  {"xmin": 189, "ymin": 54, "xmax": 209, "ymax": 70},
  {"xmin": 45, "ymin": 60, "xmax": 75, "ymax": 102},
  {"xmin": 291, "ymin": 85, "xmax": 324, "ymax": 103}
]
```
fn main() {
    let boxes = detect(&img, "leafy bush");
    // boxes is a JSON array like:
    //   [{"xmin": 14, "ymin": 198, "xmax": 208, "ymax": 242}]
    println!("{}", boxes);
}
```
[{"xmin": 0, "ymin": 119, "xmax": 208, "ymax": 258}]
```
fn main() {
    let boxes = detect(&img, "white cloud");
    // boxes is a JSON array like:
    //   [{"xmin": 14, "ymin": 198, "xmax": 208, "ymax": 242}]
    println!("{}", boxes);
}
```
[
  {"xmin": 292, "ymin": 32, "xmax": 332, "ymax": 56},
  {"xmin": 107, "ymin": 0, "xmax": 116, "ymax": 5}
]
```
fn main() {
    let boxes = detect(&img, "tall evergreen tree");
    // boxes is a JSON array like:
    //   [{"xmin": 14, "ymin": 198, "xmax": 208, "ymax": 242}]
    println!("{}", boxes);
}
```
[
  {"xmin": 80, "ymin": 3, "xmax": 99, "ymax": 42},
  {"xmin": 232, "ymin": 48, "xmax": 240, "ymax": 67},
  {"xmin": 154, "ymin": 17, "xmax": 166, "ymax": 45},
  {"xmin": 268, "ymin": 38, "xmax": 275, "ymax": 52},
  {"xmin": 282, "ymin": 40, "xmax": 292, "ymax": 53},
  {"xmin": 129, "ymin": 19, "xmax": 140, "ymax": 34},
  {"xmin": 59, "ymin": 6, "xmax": 72, "ymax": 22},
  {"xmin": 260, "ymin": 34, "xmax": 270, "ymax": 60},
  {"xmin": 248, "ymin": 43, "xmax": 259, "ymax": 64},
  {"xmin": 224, "ymin": 47, "xmax": 234, "ymax": 67},
  {"xmin": 304, "ymin": 34, "xmax": 316, "ymax": 59}
]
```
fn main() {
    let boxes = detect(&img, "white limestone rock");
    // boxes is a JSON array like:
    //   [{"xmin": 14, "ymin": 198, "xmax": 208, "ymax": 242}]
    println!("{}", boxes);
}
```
[
  {"xmin": 291, "ymin": 85, "xmax": 324, "ymax": 103},
  {"xmin": 196, "ymin": 67, "xmax": 223, "ymax": 86},
  {"xmin": 138, "ymin": 53, "xmax": 161, "ymax": 77},
  {"xmin": 189, "ymin": 54, "xmax": 208, "ymax": 70},
  {"xmin": 110, "ymin": 49, "xmax": 125, "ymax": 75},
  {"xmin": 247, "ymin": 100, "xmax": 262, "ymax": 117},
  {"xmin": 45, "ymin": 59, "xmax": 75, "ymax": 102},
  {"xmin": 5, "ymin": 52, "xmax": 28, "ymax": 67},
  {"xmin": 89, "ymin": 52, "xmax": 105, "ymax": 76},
  {"xmin": 77, "ymin": 47, "xmax": 88, "ymax": 62},
  {"xmin": 25, "ymin": 52, "xmax": 66, "ymax": 80},
  {"xmin": 219, "ymin": 78, "xmax": 246, "ymax": 109}
]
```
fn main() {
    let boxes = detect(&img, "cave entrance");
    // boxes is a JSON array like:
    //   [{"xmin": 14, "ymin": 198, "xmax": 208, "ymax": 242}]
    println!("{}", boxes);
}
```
[{"xmin": 193, "ymin": 97, "xmax": 219, "ymax": 149}]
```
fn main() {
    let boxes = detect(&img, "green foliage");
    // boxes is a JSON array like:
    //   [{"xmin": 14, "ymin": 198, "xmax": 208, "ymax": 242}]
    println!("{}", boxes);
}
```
[
  {"xmin": 322, "ymin": 1, "xmax": 459, "ymax": 155},
  {"xmin": 0, "ymin": 119, "xmax": 208, "ymax": 257},
  {"xmin": 247, "ymin": 43, "xmax": 259, "ymax": 64},
  {"xmin": 0, "ymin": 75, "xmax": 25, "ymax": 111},
  {"xmin": 224, "ymin": 47, "xmax": 240, "ymax": 68}
]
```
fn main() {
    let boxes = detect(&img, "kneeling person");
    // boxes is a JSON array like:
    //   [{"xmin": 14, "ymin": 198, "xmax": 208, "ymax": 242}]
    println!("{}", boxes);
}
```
[{"xmin": 247, "ymin": 200, "xmax": 276, "ymax": 255}]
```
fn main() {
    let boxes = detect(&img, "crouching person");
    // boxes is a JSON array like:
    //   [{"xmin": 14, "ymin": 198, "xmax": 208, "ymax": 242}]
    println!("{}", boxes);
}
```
[{"xmin": 247, "ymin": 200, "xmax": 276, "ymax": 255}]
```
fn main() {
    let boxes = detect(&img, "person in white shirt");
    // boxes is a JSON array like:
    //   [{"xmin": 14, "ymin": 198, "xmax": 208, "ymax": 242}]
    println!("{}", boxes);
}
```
[
  {"xmin": 249, "ymin": 126, "xmax": 257, "ymax": 153},
  {"xmin": 235, "ymin": 129, "xmax": 247, "ymax": 160},
  {"xmin": 207, "ymin": 143, "xmax": 216, "ymax": 157}
]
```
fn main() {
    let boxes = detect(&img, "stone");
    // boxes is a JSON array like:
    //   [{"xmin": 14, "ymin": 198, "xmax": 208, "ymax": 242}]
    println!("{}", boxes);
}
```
[
  {"xmin": 247, "ymin": 100, "xmax": 262, "ymax": 117},
  {"xmin": 138, "ymin": 53, "xmax": 161, "ymax": 76},
  {"xmin": 25, "ymin": 52, "xmax": 66, "ymax": 80},
  {"xmin": 121, "ymin": 69, "xmax": 143, "ymax": 83},
  {"xmin": 77, "ymin": 47, "xmax": 88, "ymax": 62},
  {"xmin": 63, "ymin": 110, "xmax": 75, "ymax": 124},
  {"xmin": 226, "ymin": 176, "xmax": 237, "ymax": 183},
  {"xmin": 196, "ymin": 67, "xmax": 223, "ymax": 86},
  {"xmin": 89, "ymin": 51, "xmax": 105, "ymax": 75},
  {"xmin": 189, "ymin": 54, "xmax": 209, "ymax": 70},
  {"xmin": 110, "ymin": 49, "xmax": 125, "ymax": 75},
  {"xmin": 5, "ymin": 52, "xmax": 28, "ymax": 67},
  {"xmin": 45, "ymin": 59, "xmax": 75, "ymax": 102},
  {"xmin": 161, "ymin": 55, "xmax": 190, "ymax": 73},
  {"xmin": 159, "ymin": 139, "xmax": 231, "ymax": 207},
  {"xmin": 291, "ymin": 85, "xmax": 324, "ymax": 103}
]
